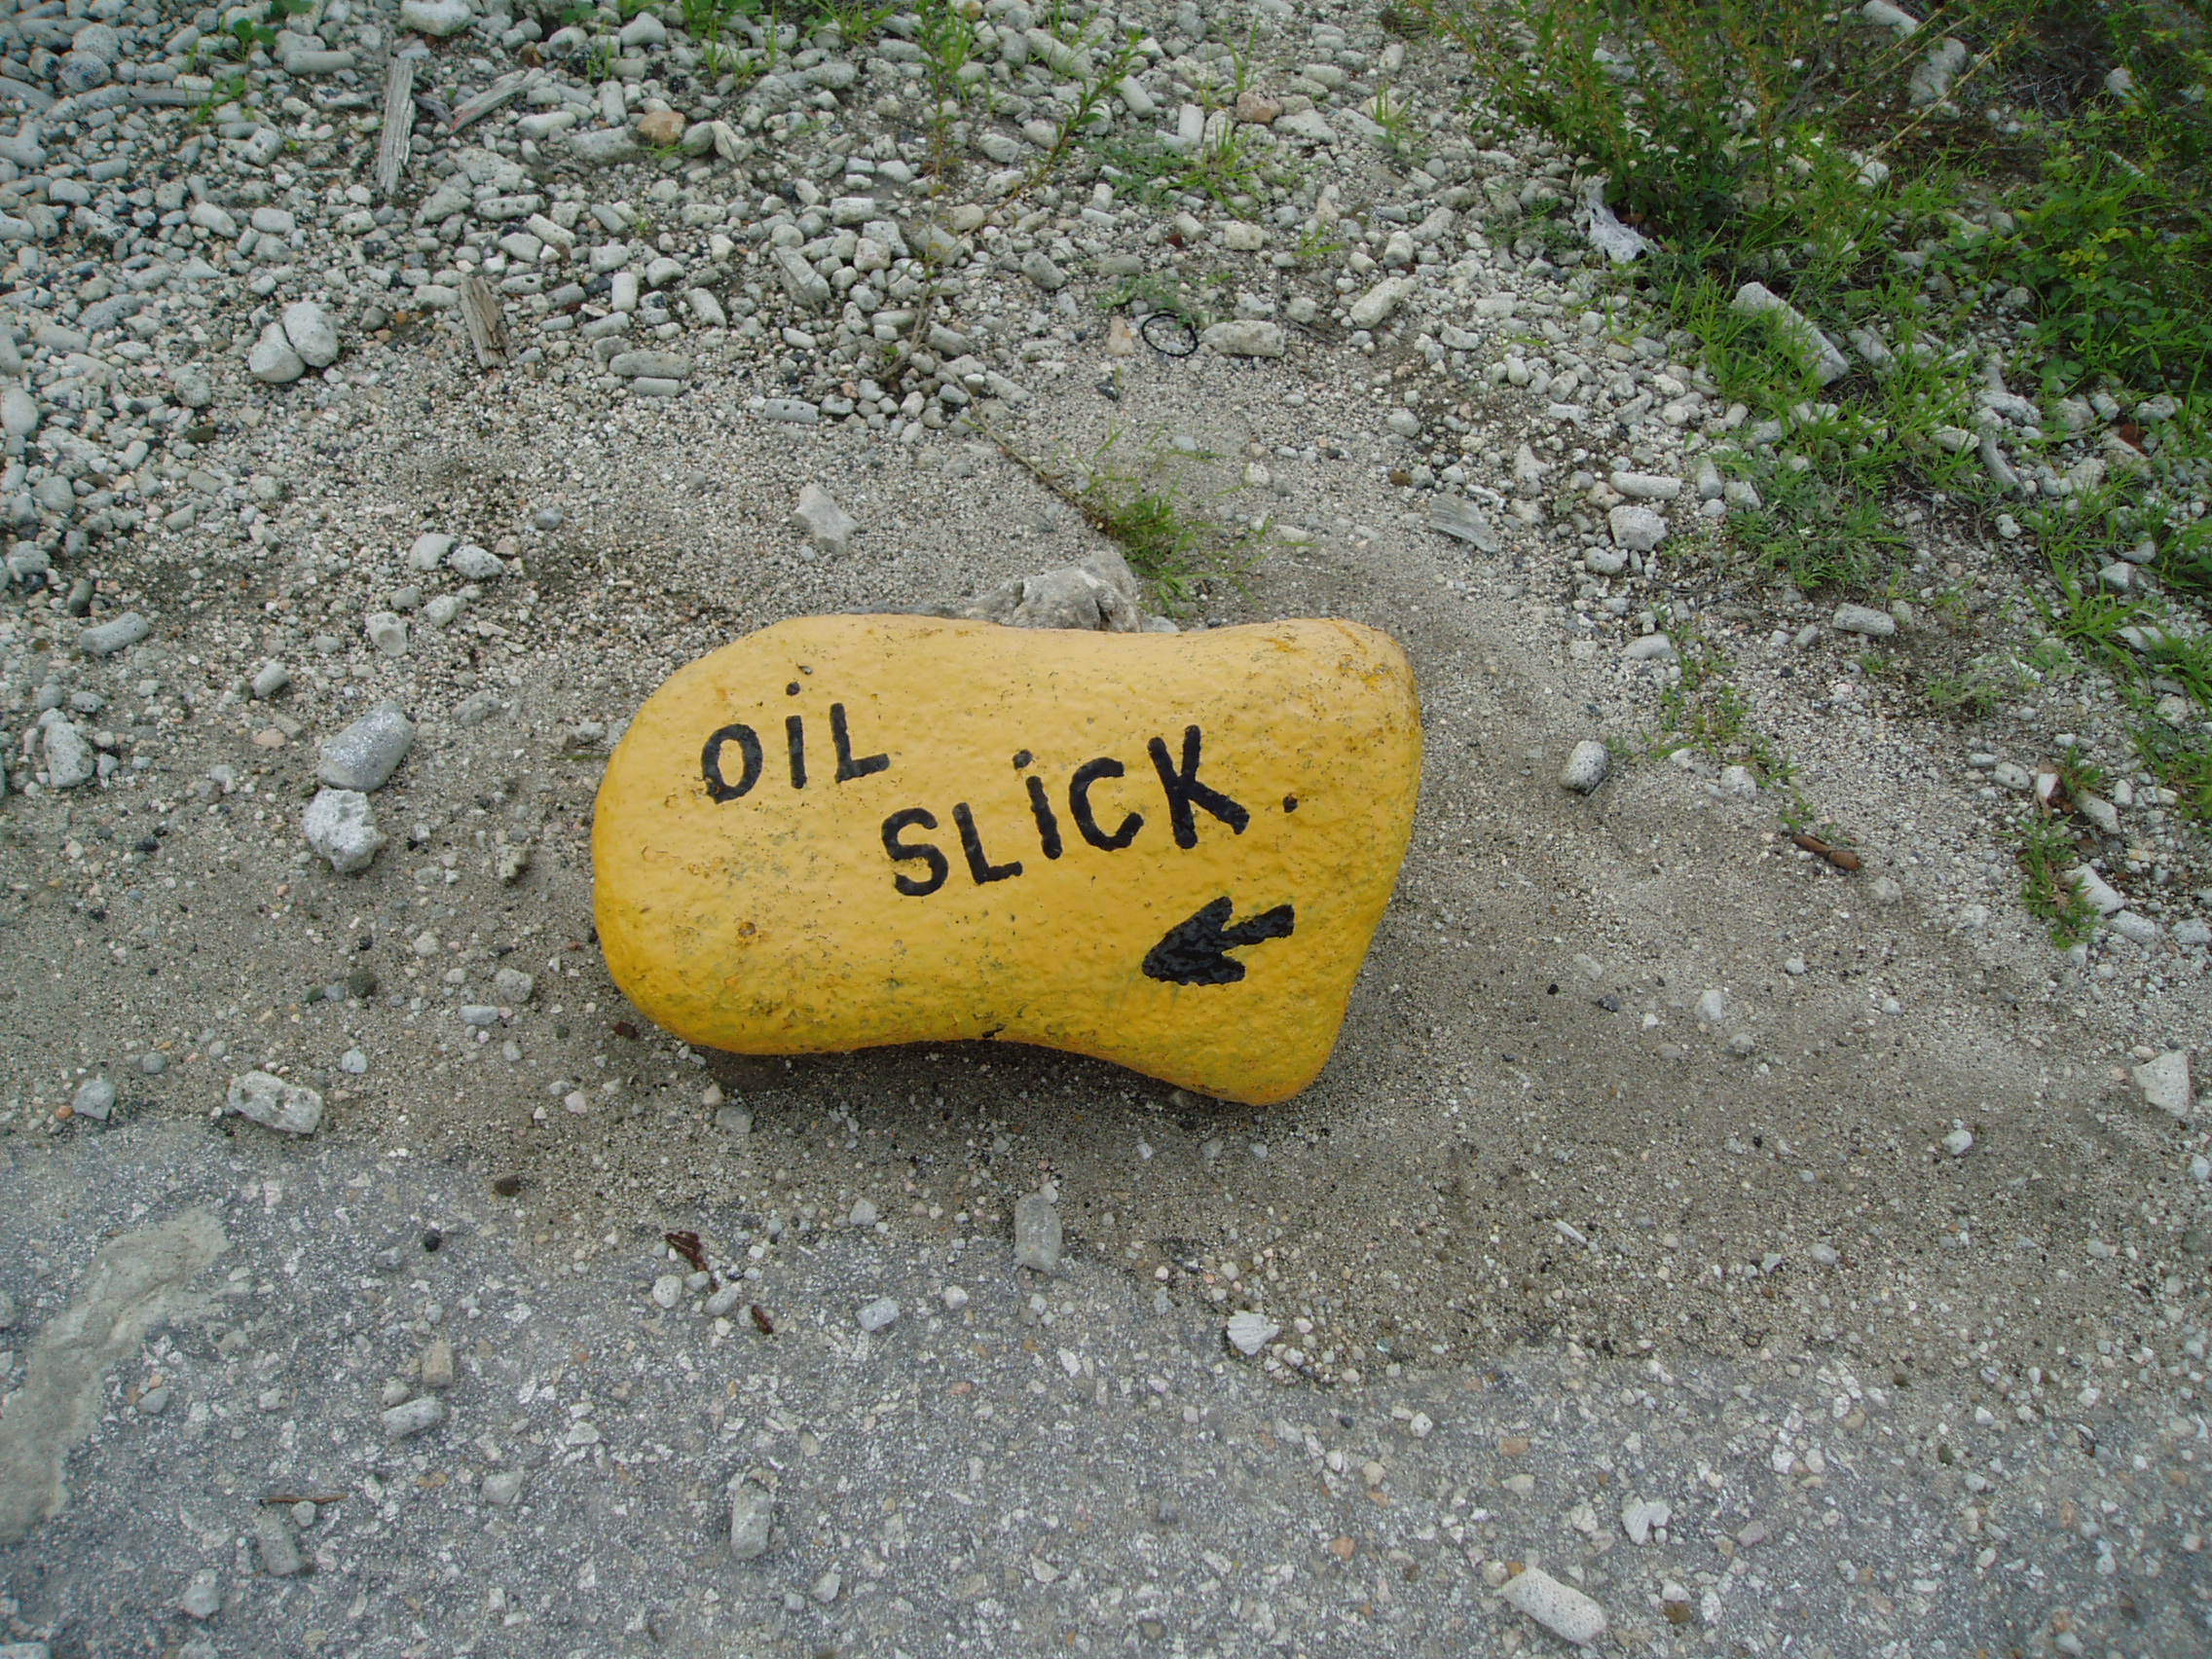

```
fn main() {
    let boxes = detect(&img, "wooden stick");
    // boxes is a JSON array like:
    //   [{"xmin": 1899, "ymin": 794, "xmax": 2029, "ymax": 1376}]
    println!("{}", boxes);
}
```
[
  {"xmin": 374, "ymin": 54, "xmax": 416, "ymax": 199},
  {"xmin": 460, "ymin": 276, "xmax": 510, "ymax": 369},
  {"xmin": 447, "ymin": 67, "xmax": 541, "ymax": 134}
]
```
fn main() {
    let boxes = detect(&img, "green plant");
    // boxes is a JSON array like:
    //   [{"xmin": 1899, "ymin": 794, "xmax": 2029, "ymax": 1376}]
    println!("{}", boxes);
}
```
[
  {"xmin": 2053, "ymin": 741, "xmax": 2107, "ymax": 800},
  {"xmin": 976, "ymin": 420, "xmax": 1267, "ymax": 615},
  {"xmin": 1367, "ymin": 84, "xmax": 1421, "ymax": 166},
  {"xmin": 584, "ymin": 33, "xmax": 617, "ymax": 82},
  {"xmin": 1091, "ymin": 125, "xmax": 1265, "ymax": 214},
  {"xmin": 2014, "ymin": 811, "xmax": 2098, "ymax": 947},
  {"xmin": 1650, "ymin": 629, "xmax": 1794, "ymax": 786},
  {"xmin": 826, "ymin": 0, "xmax": 896, "ymax": 46},
  {"xmin": 2131, "ymin": 716, "xmax": 2212, "ymax": 821},
  {"xmin": 1922, "ymin": 652, "xmax": 2032, "ymax": 718}
]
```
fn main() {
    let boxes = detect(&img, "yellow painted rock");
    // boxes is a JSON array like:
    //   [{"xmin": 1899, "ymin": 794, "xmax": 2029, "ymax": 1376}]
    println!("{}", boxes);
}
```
[{"xmin": 593, "ymin": 614, "xmax": 1419, "ymax": 1104}]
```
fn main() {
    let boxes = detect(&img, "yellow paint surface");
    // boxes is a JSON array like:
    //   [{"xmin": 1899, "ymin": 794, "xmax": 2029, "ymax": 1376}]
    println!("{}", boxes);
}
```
[{"xmin": 593, "ymin": 614, "xmax": 1420, "ymax": 1104}]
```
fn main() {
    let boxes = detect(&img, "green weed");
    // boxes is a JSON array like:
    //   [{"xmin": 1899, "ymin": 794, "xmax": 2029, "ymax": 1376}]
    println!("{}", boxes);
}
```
[
  {"xmin": 2014, "ymin": 811, "xmax": 2098, "ymax": 947},
  {"xmin": 1922, "ymin": 652, "xmax": 2032, "ymax": 718},
  {"xmin": 976, "ymin": 420, "xmax": 1267, "ymax": 615}
]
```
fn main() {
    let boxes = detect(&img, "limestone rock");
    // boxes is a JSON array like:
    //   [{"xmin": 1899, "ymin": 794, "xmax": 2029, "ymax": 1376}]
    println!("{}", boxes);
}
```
[
  {"xmin": 594, "ymin": 614, "xmax": 1422, "ymax": 1105},
  {"xmin": 227, "ymin": 1071, "xmax": 323, "ymax": 1134},
  {"xmin": 941, "ymin": 548, "xmax": 1144, "ymax": 633},
  {"xmin": 304, "ymin": 788, "xmax": 386, "ymax": 873}
]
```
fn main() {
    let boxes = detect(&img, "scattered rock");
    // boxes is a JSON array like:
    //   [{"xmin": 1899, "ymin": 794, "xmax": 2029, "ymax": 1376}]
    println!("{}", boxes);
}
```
[
  {"xmin": 1227, "ymin": 1309, "xmax": 1279, "ymax": 1356},
  {"xmin": 382, "ymin": 1396, "xmax": 446, "ymax": 1439},
  {"xmin": 303, "ymin": 789, "xmax": 386, "ymax": 874},
  {"xmin": 69, "ymin": 1077, "xmax": 115, "ymax": 1123},
  {"xmin": 1200, "ymin": 319, "xmax": 1284, "ymax": 357},
  {"xmin": 793, "ymin": 484, "xmax": 856, "ymax": 554},
  {"xmin": 1429, "ymin": 498, "xmax": 1499, "ymax": 550},
  {"xmin": 227, "ymin": 1071, "xmax": 324, "ymax": 1135},
  {"xmin": 280, "ymin": 301, "xmax": 339, "ymax": 369},
  {"xmin": 248, "ymin": 322, "xmax": 306, "ymax": 386},
  {"xmin": 729, "ymin": 1479, "xmax": 773, "ymax": 1560},
  {"xmin": 1560, "ymin": 740, "xmax": 1610, "ymax": 794},
  {"xmin": 317, "ymin": 705, "xmax": 414, "ymax": 792},
  {"xmin": 1831, "ymin": 603, "xmax": 1897, "ymax": 638},
  {"xmin": 1500, "ymin": 1564, "xmax": 1607, "ymax": 1646},
  {"xmin": 1013, "ymin": 1192, "xmax": 1062, "ymax": 1274},
  {"xmin": 1607, "ymin": 504, "xmax": 1667, "ymax": 551},
  {"xmin": 1620, "ymin": 1498, "xmax": 1672, "ymax": 1545},
  {"xmin": 399, "ymin": 0, "xmax": 474, "ymax": 36},
  {"xmin": 2134, "ymin": 1051, "xmax": 2193, "ymax": 1118},
  {"xmin": 857, "ymin": 1296, "xmax": 901, "ymax": 1332},
  {"xmin": 77, "ymin": 612, "xmax": 149, "ymax": 657}
]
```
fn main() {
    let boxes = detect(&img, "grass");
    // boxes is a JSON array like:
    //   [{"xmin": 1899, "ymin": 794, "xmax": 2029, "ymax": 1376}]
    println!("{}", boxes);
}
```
[
  {"xmin": 1419, "ymin": 0, "xmax": 2212, "ymax": 927},
  {"xmin": 1649, "ymin": 628, "xmax": 1795, "ymax": 788},
  {"xmin": 2014, "ymin": 811, "xmax": 2099, "ymax": 947},
  {"xmin": 975, "ymin": 419, "xmax": 1268, "ymax": 616}
]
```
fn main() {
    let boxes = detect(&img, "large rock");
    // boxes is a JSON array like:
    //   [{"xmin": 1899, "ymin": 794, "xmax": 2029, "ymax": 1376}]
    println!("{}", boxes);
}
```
[{"xmin": 594, "ymin": 615, "xmax": 1421, "ymax": 1105}]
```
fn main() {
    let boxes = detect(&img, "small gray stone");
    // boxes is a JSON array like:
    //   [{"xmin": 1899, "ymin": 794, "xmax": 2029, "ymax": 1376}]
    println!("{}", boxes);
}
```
[
  {"xmin": 760, "ymin": 397, "xmax": 820, "ymax": 424},
  {"xmin": 0, "ymin": 1289, "xmax": 15, "ymax": 1329},
  {"xmin": 608, "ymin": 350, "xmax": 692, "ymax": 381},
  {"xmin": 253, "ymin": 1510, "xmax": 305, "ymax": 1577},
  {"xmin": 1013, "ymin": 1192, "xmax": 1062, "ymax": 1274},
  {"xmin": 1199, "ymin": 319, "xmax": 1284, "ymax": 358},
  {"xmin": 407, "ymin": 532, "xmax": 456, "ymax": 571},
  {"xmin": 318, "ymin": 704, "xmax": 414, "ymax": 792},
  {"xmin": 1021, "ymin": 249, "xmax": 1068, "ymax": 290},
  {"xmin": 1, "ymin": 385, "xmax": 38, "ymax": 438},
  {"xmin": 40, "ymin": 714, "xmax": 93, "ymax": 790},
  {"xmin": 493, "ymin": 967, "xmax": 535, "ymax": 1004},
  {"xmin": 1610, "ymin": 471, "xmax": 1683, "ymax": 500},
  {"xmin": 1347, "ymin": 276, "xmax": 1414, "ymax": 329},
  {"xmin": 304, "ymin": 788, "xmax": 385, "ymax": 874},
  {"xmin": 2133, "ymin": 1051, "xmax": 2193, "ymax": 1117},
  {"xmin": 398, "ymin": 0, "xmax": 474, "ymax": 37},
  {"xmin": 483, "ymin": 1470, "xmax": 526, "ymax": 1507},
  {"xmin": 771, "ymin": 246, "xmax": 831, "ymax": 310},
  {"xmin": 793, "ymin": 484, "xmax": 855, "ymax": 553},
  {"xmin": 248, "ymin": 322, "xmax": 305, "ymax": 386},
  {"xmin": 77, "ymin": 611, "xmax": 149, "ymax": 657},
  {"xmin": 2068, "ymin": 866, "xmax": 2125, "ymax": 915},
  {"xmin": 179, "ymin": 1569, "xmax": 221, "ymax": 1619},
  {"xmin": 280, "ymin": 301, "xmax": 339, "ymax": 369},
  {"xmin": 420, "ymin": 1339, "xmax": 456, "ymax": 1389},
  {"xmin": 729, "ymin": 1479, "xmax": 773, "ymax": 1560},
  {"xmin": 1499, "ymin": 1564, "xmax": 1607, "ymax": 1646},
  {"xmin": 70, "ymin": 1077, "xmax": 115, "ymax": 1122},
  {"xmin": 448, "ymin": 542, "xmax": 505, "ymax": 580},
  {"xmin": 857, "ymin": 1296, "xmax": 901, "ymax": 1332},
  {"xmin": 382, "ymin": 1395, "xmax": 446, "ymax": 1439},
  {"xmin": 568, "ymin": 128, "xmax": 644, "ymax": 166},
  {"xmin": 365, "ymin": 612, "xmax": 409, "ymax": 657},
  {"xmin": 173, "ymin": 365, "xmax": 214, "ymax": 409},
  {"xmin": 1831, "ymin": 603, "xmax": 1897, "ymax": 637},
  {"xmin": 1607, "ymin": 503, "xmax": 1667, "ymax": 551},
  {"xmin": 228, "ymin": 1071, "xmax": 324, "ymax": 1135},
  {"xmin": 1226, "ymin": 1309, "xmax": 1279, "ymax": 1355},
  {"xmin": 1560, "ymin": 740, "xmax": 1610, "ymax": 794},
  {"xmin": 251, "ymin": 660, "xmax": 291, "ymax": 699}
]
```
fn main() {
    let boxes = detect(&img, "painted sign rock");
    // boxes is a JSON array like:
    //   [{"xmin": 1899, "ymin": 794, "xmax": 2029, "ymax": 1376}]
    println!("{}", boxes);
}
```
[{"xmin": 593, "ymin": 614, "xmax": 1420, "ymax": 1105}]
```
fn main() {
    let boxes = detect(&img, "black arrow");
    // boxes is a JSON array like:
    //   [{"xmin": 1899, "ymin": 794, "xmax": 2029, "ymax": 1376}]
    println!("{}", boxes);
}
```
[{"xmin": 1142, "ymin": 897, "xmax": 1297, "ymax": 986}]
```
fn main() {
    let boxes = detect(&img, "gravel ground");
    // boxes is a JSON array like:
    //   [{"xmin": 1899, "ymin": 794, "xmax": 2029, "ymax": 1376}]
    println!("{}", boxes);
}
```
[{"xmin": 0, "ymin": 0, "xmax": 2208, "ymax": 1653}]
